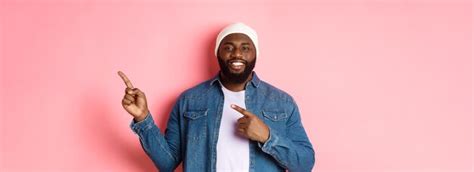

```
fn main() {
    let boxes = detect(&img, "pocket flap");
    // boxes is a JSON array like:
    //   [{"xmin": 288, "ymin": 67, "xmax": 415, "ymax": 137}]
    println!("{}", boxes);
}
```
[
  {"xmin": 184, "ymin": 110, "xmax": 208, "ymax": 120},
  {"xmin": 263, "ymin": 111, "xmax": 288, "ymax": 121}
]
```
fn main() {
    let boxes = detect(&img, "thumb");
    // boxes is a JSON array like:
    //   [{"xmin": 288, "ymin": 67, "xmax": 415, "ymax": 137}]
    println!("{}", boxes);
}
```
[{"xmin": 231, "ymin": 104, "xmax": 252, "ymax": 117}]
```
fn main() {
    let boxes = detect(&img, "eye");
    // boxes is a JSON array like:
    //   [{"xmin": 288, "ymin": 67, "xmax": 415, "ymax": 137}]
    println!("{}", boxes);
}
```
[
  {"xmin": 241, "ymin": 46, "xmax": 250, "ymax": 52},
  {"xmin": 223, "ymin": 45, "xmax": 233, "ymax": 52}
]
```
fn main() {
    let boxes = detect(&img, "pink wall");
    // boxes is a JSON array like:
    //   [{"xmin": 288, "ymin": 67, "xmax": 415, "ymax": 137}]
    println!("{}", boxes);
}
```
[{"xmin": 1, "ymin": 0, "xmax": 472, "ymax": 171}]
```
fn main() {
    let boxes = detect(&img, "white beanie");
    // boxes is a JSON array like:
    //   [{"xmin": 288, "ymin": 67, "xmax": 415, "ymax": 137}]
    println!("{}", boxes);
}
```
[{"xmin": 214, "ymin": 22, "xmax": 259, "ymax": 58}]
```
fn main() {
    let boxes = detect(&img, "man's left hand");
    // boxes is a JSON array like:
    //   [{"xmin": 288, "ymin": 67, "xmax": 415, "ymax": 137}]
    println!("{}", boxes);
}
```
[{"xmin": 232, "ymin": 104, "xmax": 270, "ymax": 143}]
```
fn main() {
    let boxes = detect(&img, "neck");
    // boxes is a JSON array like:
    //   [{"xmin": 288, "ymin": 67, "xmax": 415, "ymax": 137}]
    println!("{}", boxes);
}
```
[{"xmin": 219, "ymin": 72, "xmax": 253, "ymax": 92}]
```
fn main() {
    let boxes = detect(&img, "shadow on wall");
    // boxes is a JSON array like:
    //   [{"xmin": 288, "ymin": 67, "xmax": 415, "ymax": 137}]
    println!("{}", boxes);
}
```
[
  {"xmin": 79, "ymin": 26, "xmax": 222, "ymax": 172},
  {"xmin": 206, "ymin": 26, "xmax": 221, "ymax": 78}
]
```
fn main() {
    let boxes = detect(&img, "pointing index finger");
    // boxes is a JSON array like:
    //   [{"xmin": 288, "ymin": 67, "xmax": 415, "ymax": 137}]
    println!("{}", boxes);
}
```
[
  {"xmin": 231, "ymin": 104, "xmax": 251, "ymax": 117},
  {"xmin": 117, "ymin": 71, "xmax": 134, "ymax": 88}
]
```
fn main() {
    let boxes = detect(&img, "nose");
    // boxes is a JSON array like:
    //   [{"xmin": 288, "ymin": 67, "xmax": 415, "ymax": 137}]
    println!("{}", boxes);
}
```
[{"xmin": 231, "ymin": 48, "xmax": 243, "ymax": 59}]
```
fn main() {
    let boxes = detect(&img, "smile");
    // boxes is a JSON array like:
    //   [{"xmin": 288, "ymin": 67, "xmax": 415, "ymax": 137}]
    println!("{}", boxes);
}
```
[{"xmin": 228, "ymin": 60, "xmax": 246, "ymax": 71}]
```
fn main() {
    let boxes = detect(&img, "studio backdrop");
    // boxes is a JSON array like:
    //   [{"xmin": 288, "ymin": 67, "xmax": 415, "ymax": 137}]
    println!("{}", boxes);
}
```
[{"xmin": 0, "ymin": 0, "xmax": 472, "ymax": 171}]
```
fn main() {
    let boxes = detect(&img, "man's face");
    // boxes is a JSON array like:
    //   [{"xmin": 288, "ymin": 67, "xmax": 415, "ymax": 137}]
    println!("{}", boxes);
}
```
[{"xmin": 217, "ymin": 33, "xmax": 256, "ymax": 84}]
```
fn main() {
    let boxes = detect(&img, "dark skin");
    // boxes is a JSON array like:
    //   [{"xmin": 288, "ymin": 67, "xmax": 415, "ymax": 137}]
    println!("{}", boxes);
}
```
[
  {"xmin": 118, "ymin": 33, "xmax": 270, "ymax": 143},
  {"xmin": 217, "ymin": 33, "xmax": 256, "ymax": 91}
]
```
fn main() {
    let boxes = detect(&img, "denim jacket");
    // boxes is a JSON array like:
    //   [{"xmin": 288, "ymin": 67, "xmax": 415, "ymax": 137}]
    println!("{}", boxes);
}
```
[{"xmin": 130, "ymin": 72, "xmax": 315, "ymax": 172}]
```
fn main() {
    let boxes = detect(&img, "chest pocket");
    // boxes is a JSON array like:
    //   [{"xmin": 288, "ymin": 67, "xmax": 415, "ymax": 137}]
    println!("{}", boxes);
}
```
[
  {"xmin": 183, "ymin": 110, "xmax": 208, "ymax": 142},
  {"xmin": 263, "ymin": 111, "xmax": 289, "ymax": 122},
  {"xmin": 262, "ymin": 111, "xmax": 289, "ymax": 134}
]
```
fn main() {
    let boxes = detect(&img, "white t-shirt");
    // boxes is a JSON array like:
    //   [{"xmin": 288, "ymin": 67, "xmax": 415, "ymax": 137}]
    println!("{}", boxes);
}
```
[{"xmin": 216, "ymin": 83, "xmax": 250, "ymax": 172}]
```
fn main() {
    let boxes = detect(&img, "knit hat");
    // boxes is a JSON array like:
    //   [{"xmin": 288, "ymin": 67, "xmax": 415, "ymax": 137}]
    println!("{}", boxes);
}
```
[{"xmin": 214, "ymin": 22, "xmax": 259, "ymax": 58}]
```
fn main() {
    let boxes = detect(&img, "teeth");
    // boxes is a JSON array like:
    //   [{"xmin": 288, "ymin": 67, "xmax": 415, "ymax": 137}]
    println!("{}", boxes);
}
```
[{"xmin": 232, "ymin": 62, "xmax": 244, "ymax": 66}]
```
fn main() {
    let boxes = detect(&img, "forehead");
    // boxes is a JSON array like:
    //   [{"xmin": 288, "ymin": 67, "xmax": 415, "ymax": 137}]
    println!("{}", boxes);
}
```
[{"xmin": 221, "ymin": 33, "xmax": 253, "ymax": 45}]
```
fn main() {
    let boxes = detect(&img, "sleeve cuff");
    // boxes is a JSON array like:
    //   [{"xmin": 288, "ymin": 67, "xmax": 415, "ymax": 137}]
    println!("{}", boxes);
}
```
[
  {"xmin": 258, "ymin": 127, "xmax": 279, "ymax": 154},
  {"xmin": 129, "ymin": 112, "xmax": 154, "ymax": 134}
]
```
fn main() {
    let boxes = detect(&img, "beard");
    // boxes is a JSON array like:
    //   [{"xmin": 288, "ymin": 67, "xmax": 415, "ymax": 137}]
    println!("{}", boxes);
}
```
[{"xmin": 218, "ymin": 56, "xmax": 256, "ymax": 84}]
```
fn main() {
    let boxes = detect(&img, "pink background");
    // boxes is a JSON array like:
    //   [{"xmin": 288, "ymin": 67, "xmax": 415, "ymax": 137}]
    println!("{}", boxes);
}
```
[{"xmin": 1, "ymin": 0, "xmax": 472, "ymax": 171}]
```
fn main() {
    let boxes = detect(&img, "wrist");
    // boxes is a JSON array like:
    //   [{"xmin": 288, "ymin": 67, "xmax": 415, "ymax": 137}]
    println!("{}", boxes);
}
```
[
  {"xmin": 134, "ymin": 110, "xmax": 148, "ymax": 122},
  {"xmin": 260, "ymin": 126, "xmax": 270, "ymax": 143}
]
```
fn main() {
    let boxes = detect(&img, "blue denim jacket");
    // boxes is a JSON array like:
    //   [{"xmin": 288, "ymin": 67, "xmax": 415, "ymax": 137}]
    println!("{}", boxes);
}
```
[{"xmin": 130, "ymin": 72, "xmax": 315, "ymax": 172}]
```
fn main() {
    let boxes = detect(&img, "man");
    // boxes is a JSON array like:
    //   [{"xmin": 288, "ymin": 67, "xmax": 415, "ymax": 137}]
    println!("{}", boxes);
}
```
[{"xmin": 118, "ymin": 22, "xmax": 315, "ymax": 172}]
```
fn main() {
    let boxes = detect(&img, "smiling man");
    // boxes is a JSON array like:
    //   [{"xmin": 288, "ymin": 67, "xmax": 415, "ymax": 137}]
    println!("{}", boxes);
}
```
[{"xmin": 119, "ymin": 23, "xmax": 315, "ymax": 172}]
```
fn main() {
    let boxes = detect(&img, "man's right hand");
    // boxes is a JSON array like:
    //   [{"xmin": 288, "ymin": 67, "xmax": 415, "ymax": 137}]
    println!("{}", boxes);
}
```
[{"xmin": 118, "ymin": 71, "xmax": 149, "ymax": 122}]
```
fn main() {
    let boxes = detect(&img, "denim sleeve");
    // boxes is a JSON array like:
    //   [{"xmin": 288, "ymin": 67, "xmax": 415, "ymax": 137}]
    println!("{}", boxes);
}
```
[
  {"xmin": 258, "ymin": 99, "xmax": 316, "ymax": 172},
  {"xmin": 130, "ymin": 102, "xmax": 182, "ymax": 172}
]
